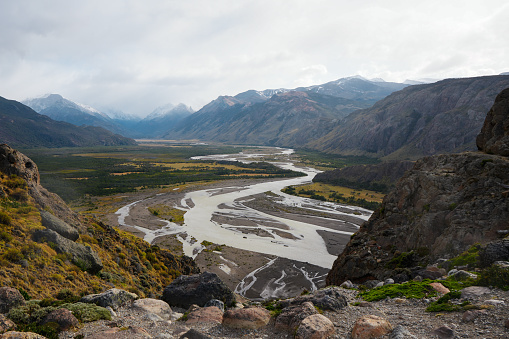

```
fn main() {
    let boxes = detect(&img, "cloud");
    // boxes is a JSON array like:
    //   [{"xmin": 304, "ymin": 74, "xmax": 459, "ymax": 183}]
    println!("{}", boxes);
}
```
[{"xmin": 0, "ymin": 0, "xmax": 508, "ymax": 115}]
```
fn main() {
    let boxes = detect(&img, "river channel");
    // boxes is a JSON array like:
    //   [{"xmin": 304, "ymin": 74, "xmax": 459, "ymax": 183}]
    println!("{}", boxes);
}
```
[{"xmin": 115, "ymin": 147, "xmax": 371, "ymax": 299}]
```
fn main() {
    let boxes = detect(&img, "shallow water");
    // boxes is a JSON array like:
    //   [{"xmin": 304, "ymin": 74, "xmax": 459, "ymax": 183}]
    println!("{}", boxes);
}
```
[{"xmin": 115, "ymin": 147, "xmax": 371, "ymax": 269}]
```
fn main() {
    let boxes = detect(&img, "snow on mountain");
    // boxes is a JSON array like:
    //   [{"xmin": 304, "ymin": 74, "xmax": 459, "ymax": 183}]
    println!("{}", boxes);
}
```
[
  {"xmin": 23, "ymin": 94, "xmax": 108, "ymax": 119},
  {"xmin": 144, "ymin": 103, "xmax": 194, "ymax": 121}
]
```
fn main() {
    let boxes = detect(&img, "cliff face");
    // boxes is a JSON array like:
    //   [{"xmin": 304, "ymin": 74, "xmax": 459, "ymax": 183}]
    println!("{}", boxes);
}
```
[
  {"xmin": 311, "ymin": 75, "xmax": 509, "ymax": 159},
  {"xmin": 326, "ymin": 87, "xmax": 509, "ymax": 285}
]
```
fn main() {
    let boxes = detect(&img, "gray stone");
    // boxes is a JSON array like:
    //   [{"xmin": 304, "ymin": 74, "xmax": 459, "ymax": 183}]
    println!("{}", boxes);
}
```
[
  {"xmin": 39, "ymin": 210, "xmax": 79, "ymax": 241},
  {"xmin": 80, "ymin": 288, "xmax": 138, "ymax": 310},
  {"xmin": 32, "ymin": 228, "xmax": 103, "ymax": 274},
  {"xmin": 479, "ymin": 240, "xmax": 509, "ymax": 267},
  {"xmin": 277, "ymin": 286, "xmax": 348, "ymax": 312},
  {"xmin": 204, "ymin": 299, "xmax": 224, "ymax": 312},
  {"xmin": 340, "ymin": 280, "xmax": 354, "ymax": 288},
  {"xmin": 0, "ymin": 287, "xmax": 25, "ymax": 314},
  {"xmin": 477, "ymin": 87, "xmax": 509, "ymax": 156},
  {"xmin": 41, "ymin": 308, "xmax": 78, "ymax": 331},
  {"xmin": 389, "ymin": 324, "xmax": 417, "ymax": 339},
  {"xmin": 0, "ymin": 314, "xmax": 16, "ymax": 334},
  {"xmin": 275, "ymin": 301, "xmax": 318, "ymax": 332},
  {"xmin": 431, "ymin": 325, "xmax": 454, "ymax": 338},
  {"xmin": 295, "ymin": 314, "xmax": 335, "ymax": 339},
  {"xmin": 133, "ymin": 298, "xmax": 172, "ymax": 320},
  {"xmin": 461, "ymin": 286, "xmax": 491, "ymax": 299},
  {"xmin": 448, "ymin": 270, "xmax": 477, "ymax": 281},
  {"xmin": 179, "ymin": 328, "xmax": 212, "ymax": 339},
  {"xmin": 162, "ymin": 272, "xmax": 235, "ymax": 309}
]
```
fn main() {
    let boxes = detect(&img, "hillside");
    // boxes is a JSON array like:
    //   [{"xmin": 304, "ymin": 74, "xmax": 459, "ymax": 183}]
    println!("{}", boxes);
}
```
[
  {"xmin": 168, "ymin": 91, "xmax": 366, "ymax": 147},
  {"xmin": 0, "ymin": 143, "xmax": 198, "ymax": 299},
  {"xmin": 309, "ymin": 75, "xmax": 509, "ymax": 159},
  {"xmin": 327, "ymin": 87, "xmax": 509, "ymax": 285},
  {"xmin": 0, "ymin": 96, "xmax": 136, "ymax": 148},
  {"xmin": 166, "ymin": 76, "xmax": 409, "ymax": 146}
]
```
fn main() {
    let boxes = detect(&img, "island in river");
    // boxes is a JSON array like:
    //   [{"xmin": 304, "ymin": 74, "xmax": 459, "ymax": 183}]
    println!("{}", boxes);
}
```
[{"xmin": 102, "ymin": 147, "xmax": 371, "ymax": 300}]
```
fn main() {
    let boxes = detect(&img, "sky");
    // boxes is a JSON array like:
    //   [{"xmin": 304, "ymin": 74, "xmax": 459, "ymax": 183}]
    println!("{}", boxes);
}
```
[{"xmin": 1, "ymin": 0, "xmax": 508, "ymax": 117}]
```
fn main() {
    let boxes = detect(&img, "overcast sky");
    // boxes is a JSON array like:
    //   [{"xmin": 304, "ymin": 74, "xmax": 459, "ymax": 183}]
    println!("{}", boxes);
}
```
[{"xmin": 1, "ymin": 0, "xmax": 508, "ymax": 116}]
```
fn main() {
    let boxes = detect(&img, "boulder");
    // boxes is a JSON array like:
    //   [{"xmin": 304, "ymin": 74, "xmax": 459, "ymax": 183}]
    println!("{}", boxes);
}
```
[
  {"xmin": 40, "ymin": 308, "xmax": 78, "ymax": 331},
  {"xmin": 351, "ymin": 315, "xmax": 393, "ymax": 339},
  {"xmin": 85, "ymin": 326, "xmax": 152, "ymax": 339},
  {"xmin": 179, "ymin": 328, "xmax": 212, "ymax": 339},
  {"xmin": 479, "ymin": 240, "xmax": 509, "ymax": 267},
  {"xmin": 222, "ymin": 307, "xmax": 271, "ymax": 329},
  {"xmin": 389, "ymin": 324, "xmax": 417, "ymax": 339},
  {"xmin": 0, "ymin": 314, "xmax": 16, "ymax": 334},
  {"xmin": 417, "ymin": 266, "xmax": 446, "ymax": 280},
  {"xmin": 162, "ymin": 272, "xmax": 235, "ymax": 309},
  {"xmin": 80, "ymin": 288, "xmax": 138, "ymax": 310},
  {"xmin": 0, "ymin": 332, "xmax": 47, "ymax": 339},
  {"xmin": 295, "ymin": 314, "xmax": 335, "ymax": 339},
  {"xmin": 462, "ymin": 309, "xmax": 486, "ymax": 322},
  {"xmin": 477, "ymin": 87, "xmax": 509, "ymax": 156},
  {"xmin": 0, "ymin": 287, "xmax": 25, "ymax": 314},
  {"xmin": 0, "ymin": 144, "xmax": 83, "ymax": 231},
  {"xmin": 448, "ymin": 270, "xmax": 477, "ymax": 281},
  {"xmin": 203, "ymin": 299, "xmax": 224, "ymax": 312},
  {"xmin": 132, "ymin": 298, "xmax": 172, "ymax": 320},
  {"xmin": 33, "ymin": 228, "xmax": 103, "ymax": 274},
  {"xmin": 431, "ymin": 325, "xmax": 454, "ymax": 338},
  {"xmin": 186, "ymin": 306, "xmax": 223, "ymax": 325},
  {"xmin": 275, "ymin": 301, "xmax": 318, "ymax": 332},
  {"xmin": 277, "ymin": 287, "xmax": 348, "ymax": 312},
  {"xmin": 461, "ymin": 286, "xmax": 491, "ymax": 299},
  {"xmin": 429, "ymin": 282, "xmax": 450, "ymax": 295},
  {"xmin": 39, "ymin": 210, "xmax": 79, "ymax": 241}
]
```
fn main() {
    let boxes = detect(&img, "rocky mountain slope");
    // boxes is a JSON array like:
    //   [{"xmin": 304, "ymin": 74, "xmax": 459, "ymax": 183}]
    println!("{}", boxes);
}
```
[
  {"xmin": 327, "ymin": 87, "xmax": 509, "ymax": 285},
  {"xmin": 309, "ymin": 75, "xmax": 509, "ymax": 160},
  {"xmin": 0, "ymin": 143, "xmax": 197, "ymax": 299},
  {"xmin": 166, "ymin": 77, "xmax": 408, "ymax": 146},
  {"xmin": 167, "ymin": 91, "xmax": 367, "ymax": 147},
  {"xmin": 23, "ymin": 95, "xmax": 194, "ymax": 139},
  {"xmin": 0, "ymin": 97, "xmax": 136, "ymax": 148}
]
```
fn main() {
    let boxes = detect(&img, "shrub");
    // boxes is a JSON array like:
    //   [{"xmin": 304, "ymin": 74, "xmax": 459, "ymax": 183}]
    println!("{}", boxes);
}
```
[
  {"xmin": 56, "ymin": 289, "xmax": 79, "ymax": 303},
  {"xmin": 60, "ymin": 302, "xmax": 111, "ymax": 322},
  {"xmin": 0, "ymin": 231, "xmax": 12, "ymax": 242},
  {"xmin": 448, "ymin": 244, "xmax": 480, "ymax": 268},
  {"xmin": 359, "ymin": 280, "xmax": 438, "ymax": 301},
  {"xmin": 18, "ymin": 288, "xmax": 31, "ymax": 301},
  {"xmin": 0, "ymin": 211, "xmax": 11, "ymax": 225},
  {"xmin": 3, "ymin": 248, "xmax": 24, "ymax": 262},
  {"xmin": 386, "ymin": 251, "xmax": 416, "ymax": 269},
  {"xmin": 477, "ymin": 265, "xmax": 509, "ymax": 290}
]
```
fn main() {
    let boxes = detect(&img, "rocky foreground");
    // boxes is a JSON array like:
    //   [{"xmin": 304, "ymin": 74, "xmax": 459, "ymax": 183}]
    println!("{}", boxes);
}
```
[{"xmin": 1, "ymin": 270, "xmax": 509, "ymax": 338}]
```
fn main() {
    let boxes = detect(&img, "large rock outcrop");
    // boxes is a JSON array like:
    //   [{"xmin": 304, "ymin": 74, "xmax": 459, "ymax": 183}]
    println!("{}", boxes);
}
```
[
  {"xmin": 0, "ymin": 144, "xmax": 83, "ymax": 231},
  {"xmin": 327, "ymin": 87, "xmax": 509, "ymax": 285},
  {"xmin": 477, "ymin": 87, "xmax": 509, "ymax": 156}
]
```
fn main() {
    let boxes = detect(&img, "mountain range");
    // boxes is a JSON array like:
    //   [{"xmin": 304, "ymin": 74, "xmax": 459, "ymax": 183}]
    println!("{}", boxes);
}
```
[
  {"xmin": 309, "ymin": 75, "xmax": 509, "ymax": 159},
  {"xmin": 0, "ymin": 96, "xmax": 135, "ymax": 148},
  {"xmin": 166, "ymin": 76, "xmax": 410, "ymax": 146},
  {"xmin": 169, "ymin": 74, "xmax": 509, "ymax": 159},
  {"xmin": 23, "ymin": 95, "xmax": 194, "ymax": 139}
]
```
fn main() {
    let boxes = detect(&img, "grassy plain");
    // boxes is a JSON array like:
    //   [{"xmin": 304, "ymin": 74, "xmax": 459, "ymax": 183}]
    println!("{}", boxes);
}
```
[
  {"xmin": 283, "ymin": 182, "xmax": 384, "ymax": 210},
  {"xmin": 21, "ymin": 145, "xmax": 304, "ymax": 203}
]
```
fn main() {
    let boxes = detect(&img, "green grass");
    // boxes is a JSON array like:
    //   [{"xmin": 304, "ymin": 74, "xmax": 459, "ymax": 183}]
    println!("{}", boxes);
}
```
[{"xmin": 359, "ymin": 280, "xmax": 439, "ymax": 301}]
